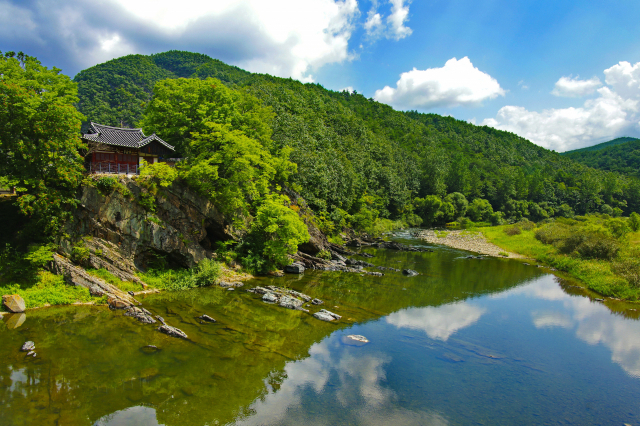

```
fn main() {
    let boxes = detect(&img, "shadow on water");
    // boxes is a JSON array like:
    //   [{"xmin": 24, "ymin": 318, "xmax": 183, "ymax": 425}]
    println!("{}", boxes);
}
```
[{"xmin": 1, "ymin": 235, "xmax": 639, "ymax": 425}]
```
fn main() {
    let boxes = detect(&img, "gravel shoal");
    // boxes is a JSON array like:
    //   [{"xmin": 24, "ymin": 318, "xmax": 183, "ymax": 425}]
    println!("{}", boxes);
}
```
[{"xmin": 416, "ymin": 230, "xmax": 526, "ymax": 259}]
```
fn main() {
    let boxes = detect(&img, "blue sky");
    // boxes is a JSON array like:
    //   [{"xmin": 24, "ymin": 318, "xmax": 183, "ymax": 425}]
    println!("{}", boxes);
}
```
[{"xmin": 2, "ymin": 0, "xmax": 640, "ymax": 151}]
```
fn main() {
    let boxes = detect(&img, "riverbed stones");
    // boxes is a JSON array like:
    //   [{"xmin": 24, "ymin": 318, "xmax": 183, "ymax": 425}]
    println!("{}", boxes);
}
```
[
  {"xmin": 158, "ymin": 324, "xmax": 188, "ymax": 339},
  {"xmin": 311, "ymin": 298, "xmax": 324, "ymax": 305},
  {"xmin": 2, "ymin": 294, "xmax": 25, "ymax": 313},
  {"xmin": 124, "ymin": 307, "xmax": 156, "ymax": 324},
  {"xmin": 21, "ymin": 341, "xmax": 35, "ymax": 352},
  {"xmin": 108, "ymin": 296, "xmax": 129, "ymax": 309},
  {"xmin": 402, "ymin": 269, "xmax": 419, "ymax": 276},
  {"xmin": 284, "ymin": 262, "xmax": 305, "ymax": 274},
  {"xmin": 313, "ymin": 309, "xmax": 341, "ymax": 322}
]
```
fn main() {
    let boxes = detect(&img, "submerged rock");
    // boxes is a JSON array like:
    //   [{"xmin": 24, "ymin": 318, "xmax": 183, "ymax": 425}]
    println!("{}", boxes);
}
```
[
  {"xmin": 2, "ymin": 294, "xmax": 25, "ymax": 313},
  {"xmin": 198, "ymin": 314, "xmax": 216, "ymax": 323},
  {"xmin": 311, "ymin": 298, "xmax": 324, "ymax": 305},
  {"xmin": 158, "ymin": 324, "xmax": 188, "ymax": 339},
  {"xmin": 124, "ymin": 307, "xmax": 156, "ymax": 324},
  {"xmin": 21, "ymin": 341, "xmax": 35, "ymax": 352},
  {"xmin": 313, "ymin": 309, "xmax": 342, "ymax": 322},
  {"xmin": 141, "ymin": 345, "xmax": 160, "ymax": 354},
  {"xmin": 402, "ymin": 269, "xmax": 419, "ymax": 277},
  {"xmin": 342, "ymin": 335, "xmax": 369, "ymax": 346}
]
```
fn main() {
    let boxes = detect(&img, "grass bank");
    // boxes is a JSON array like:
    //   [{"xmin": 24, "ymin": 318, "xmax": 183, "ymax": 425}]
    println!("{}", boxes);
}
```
[{"xmin": 480, "ymin": 215, "xmax": 640, "ymax": 301}]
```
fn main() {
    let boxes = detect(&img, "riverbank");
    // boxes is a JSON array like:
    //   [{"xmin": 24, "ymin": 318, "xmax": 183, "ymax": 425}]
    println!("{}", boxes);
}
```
[
  {"xmin": 416, "ymin": 230, "xmax": 526, "ymax": 259},
  {"xmin": 417, "ymin": 219, "xmax": 640, "ymax": 302}
]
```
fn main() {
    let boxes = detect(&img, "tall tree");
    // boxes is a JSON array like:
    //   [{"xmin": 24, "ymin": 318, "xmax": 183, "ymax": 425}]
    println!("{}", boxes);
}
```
[{"xmin": 0, "ymin": 53, "xmax": 85, "ymax": 233}]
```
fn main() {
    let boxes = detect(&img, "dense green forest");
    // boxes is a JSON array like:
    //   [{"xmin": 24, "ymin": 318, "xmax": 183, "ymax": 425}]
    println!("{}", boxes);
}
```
[
  {"xmin": 562, "ymin": 137, "xmax": 640, "ymax": 178},
  {"xmin": 73, "ymin": 50, "xmax": 640, "ymax": 230}
]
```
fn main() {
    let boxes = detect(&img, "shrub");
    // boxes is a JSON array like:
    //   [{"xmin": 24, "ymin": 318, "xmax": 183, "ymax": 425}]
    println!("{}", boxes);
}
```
[
  {"xmin": 317, "ymin": 249, "xmax": 332, "ymax": 260},
  {"xmin": 559, "ymin": 231, "xmax": 620, "ymax": 260},
  {"xmin": 629, "ymin": 212, "xmax": 640, "ymax": 232},
  {"xmin": 71, "ymin": 242, "xmax": 91, "ymax": 264},
  {"xmin": 605, "ymin": 218, "xmax": 630, "ymax": 239},
  {"xmin": 504, "ymin": 226, "xmax": 522, "ymax": 236},
  {"xmin": 489, "ymin": 211, "xmax": 504, "ymax": 226},
  {"xmin": 517, "ymin": 219, "xmax": 535, "ymax": 231},
  {"xmin": 612, "ymin": 258, "xmax": 640, "ymax": 288},
  {"xmin": 467, "ymin": 198, "xmax": 493, "ymax": 222},
  {"xmin": 535, "ymin": 223, "xmax": 570, "ymax": 245},
  {"xmin": 95, "ymin": 176, "xmax": 118, "ymax": 194}
]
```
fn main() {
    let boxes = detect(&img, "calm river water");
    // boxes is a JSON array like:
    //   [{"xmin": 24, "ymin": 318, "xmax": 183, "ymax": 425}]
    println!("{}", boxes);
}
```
[{"xmin": 2, "ymin": 232, "xmax": 640, "ymax": 425}]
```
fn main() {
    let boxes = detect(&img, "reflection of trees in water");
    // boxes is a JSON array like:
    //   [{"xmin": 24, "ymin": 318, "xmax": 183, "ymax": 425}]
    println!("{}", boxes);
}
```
[{"xmin": 0, "ymin": 247, "xmax": 543, "ymax": 426}]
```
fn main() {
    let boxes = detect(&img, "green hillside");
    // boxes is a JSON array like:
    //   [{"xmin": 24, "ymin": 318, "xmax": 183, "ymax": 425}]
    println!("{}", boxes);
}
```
[
  {"xmin": 73, "ymin": 50, "xmax": 640, "ymax": 225},
  {"xmin": 562, "ymin": 137, "xmax": 640, "ymax": 177},
  {"xmin": 563, "ymin": 137, "xmax": 638, "ymax": 154}
]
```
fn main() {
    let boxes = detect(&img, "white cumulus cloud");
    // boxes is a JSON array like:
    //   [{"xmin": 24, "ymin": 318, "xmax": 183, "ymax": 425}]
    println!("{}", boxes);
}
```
[
  {"xmin": 0, "ymin": 0, "xmax": 361, "ymax": 81},
  {"xmin": 482, "ymin": 76, "xmax": 640, "ymax": 152},
  {"xmin": 604, "ymin": 60, "xmax": 640, "ymax": 100},
  {"xmin": 364, "ymin": 0, "xmax": 412, "ymax": 41},
  {"xmin": 374, "ymin": 57, "xmax": 506, "ymax": 110},
  {"xmin": 551, "ymin": 75, "xmax": 602, "ymax": 97}
]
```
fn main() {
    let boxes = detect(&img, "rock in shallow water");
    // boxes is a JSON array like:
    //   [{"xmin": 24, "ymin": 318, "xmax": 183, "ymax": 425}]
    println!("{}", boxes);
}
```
[
  {"xmin": 21, "ymin": 341, "xmax": 35, "ymax": 352},
  {"xmin": 3, "ymin": 294, "xmax": 26, "ymax": 313},
  {"xmin": 198, "ymin": 314, "xmax": 216, "ymax": 322},
  {"xmin": 313, "ymin": 309, "xmax": 342, "ymax": 322},
  {"xmin": 124, "ymin": 307, "xmax": 156, "ymax": 324},
  {"xmin": 278, "ymin": 295, "xmax": 303, "ymax": 310},
  {"xmin": 341, "ymin": 335, "xmax": 369, "ymax": 346},
  {"xmin": 402, "ymin": 269, "xmax": 419, "ymax": 277},
  {"xmin": 158, "ymin": 324, "xmax": 188, "ymax": 339},
  {"xmin": 262, "ymin": 293, "xmax": 278, "ymax": 303}
]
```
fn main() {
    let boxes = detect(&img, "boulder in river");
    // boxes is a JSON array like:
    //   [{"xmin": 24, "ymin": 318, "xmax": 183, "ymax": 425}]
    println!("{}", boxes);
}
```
[
  {"xmin": 402, "ymin": 269, "xmax": 419, "ymax": 277},
  {"xmin": 313, "ymin": 309, "xmax": 342, "ymax": 322},
  {"xmin": 158, "ymin": 324, "xmax": 188, "ymax": 339},
  {"xmin": 311, "ymin": 298, "xmax": 324, "ymax": 305},
  {"xmin": 21, "ymin": 341, "xmax": 35, "ymax": 352},
  {"xmin": 107, "ymin": 296, "xmax": 129, "ymax": 310},
  {"xmin": 284, "ymin": 262, "xmax": 305, "ymax": 274},
  {"xmin": 2, "ymin": 294, "xmax": 25, "ymax": 313},
  {"xmin": 278, "ymin": 295, "xmax": 303, "ymax": 310}
]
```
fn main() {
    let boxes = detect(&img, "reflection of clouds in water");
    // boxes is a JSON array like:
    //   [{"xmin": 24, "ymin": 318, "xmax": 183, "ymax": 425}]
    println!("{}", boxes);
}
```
[
  {"xmin": 94, "ymin": 406, "xmax": 161, "ymax": 426},
  {"xmin": 385, "ymin": 302, "xmax": 486, "ymax": 341},
  {"xmin": 501, "ymin": 276, "xmax": 640, "ymax": 378},
  {"xmin": 532, "ymin": 311, "xmax": 573, "ymax": 329},
  {"xmin": 232, "ymin": 339, "xmax": 448, "ymax": 426}
]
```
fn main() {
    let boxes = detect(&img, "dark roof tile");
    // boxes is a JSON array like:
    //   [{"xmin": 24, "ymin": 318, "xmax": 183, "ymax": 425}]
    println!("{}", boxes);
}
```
[{"xmin": 82, "ymin": 122, "xmax": 174, "ymax": 151}]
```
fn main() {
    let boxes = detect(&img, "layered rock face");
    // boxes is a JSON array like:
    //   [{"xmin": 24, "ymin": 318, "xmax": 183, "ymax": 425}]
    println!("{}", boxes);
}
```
[{"xmin": 62, "ymin": 179, "xmax": 237, "ymax": 270}]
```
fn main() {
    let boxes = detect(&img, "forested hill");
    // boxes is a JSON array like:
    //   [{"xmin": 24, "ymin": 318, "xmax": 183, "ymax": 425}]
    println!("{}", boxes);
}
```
[
  {"xmin": 73, "ymin": 50, "xmax": 640, "ymax": 224},
  {"xmin": 563, "ymin": 137, "xmax": 638, "ymax": 154},
  {"xmin": 562, "ymin": 137, "xmax": 640, "ymax": 178}
]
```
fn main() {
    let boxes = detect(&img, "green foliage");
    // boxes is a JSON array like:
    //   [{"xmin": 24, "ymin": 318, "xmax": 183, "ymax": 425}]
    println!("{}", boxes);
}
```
[
  {"xmin": 244, "ymin": 194, "xmax": 310, "ymax": 271},
  {"xmin": 139, "ymin": 161, "xmax": 178, "ymax": 187},
  {"xmin": 317, "ymin": 249, "xmax": 332, "ymax": 260},
  {"xmin": 0, "ymin": 271, "xmax": 93, "ymax": 309},
  {"xmin": 0, "ymin": 54, "xmax": 85, "ymax": 233},
  {"xmin": 139, "ymin": 258, "xmax": 222, "ymax": 291},
  {"xmin": 467, "ymin": 198, "xmax": 494, "ymax": 222},
  {"xmin": 504, "ymin": 226, "xmax": 522, "ymax": 236},
  {"xmin": 444, "ymin": 192, "xmax": 468, "ymax": 218},
  {"xmin": 562, "ymin": 137, "xmax": 640, "ymax": 177},
  {"xmin": 71, "ymin": 242, "xmax": 90, "ymax": 264},
  {"xmin": 629, "ymin": 212, "xmax": 640, "ymax": 232},
  {"xmin": 86, "ymin": 268, "xmax": 142, "ymax": 292},
  {"xmin": 95, "ymin": 176, "xmax": 118, "ymax": 194}
]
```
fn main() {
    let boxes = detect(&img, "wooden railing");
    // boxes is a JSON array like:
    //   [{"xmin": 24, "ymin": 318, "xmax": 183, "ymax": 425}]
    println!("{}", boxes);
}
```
[{"xmin": 88, "ymin": 162, "xmax": 140, "ymax": 175}]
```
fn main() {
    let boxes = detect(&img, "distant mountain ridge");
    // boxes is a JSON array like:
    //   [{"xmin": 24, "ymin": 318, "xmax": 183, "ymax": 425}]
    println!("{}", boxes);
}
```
[
  {"xmin": 562, "ymin": 137, "xmax": 639, "ymax": 154},
  {"xmin": 562, "ymin": 137, "xmax": 640, "ymax": 177}
]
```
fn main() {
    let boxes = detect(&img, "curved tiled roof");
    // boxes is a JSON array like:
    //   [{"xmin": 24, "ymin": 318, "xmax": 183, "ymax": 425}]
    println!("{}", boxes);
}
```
[{"xmin": 82, "ymin": 122, "xmax": 174, "ymax": 151}]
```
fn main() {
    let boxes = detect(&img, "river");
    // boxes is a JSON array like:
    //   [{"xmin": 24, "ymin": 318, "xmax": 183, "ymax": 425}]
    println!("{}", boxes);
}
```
[{"xmin": 2, "ymin": 232, "xmax": 640, "ymax": 425}]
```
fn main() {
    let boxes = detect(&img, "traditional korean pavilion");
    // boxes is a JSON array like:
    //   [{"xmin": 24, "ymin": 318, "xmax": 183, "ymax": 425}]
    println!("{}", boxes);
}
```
[{"xmin": 82, "ymin": 122, "xmax": 175, "ymax": 174}]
